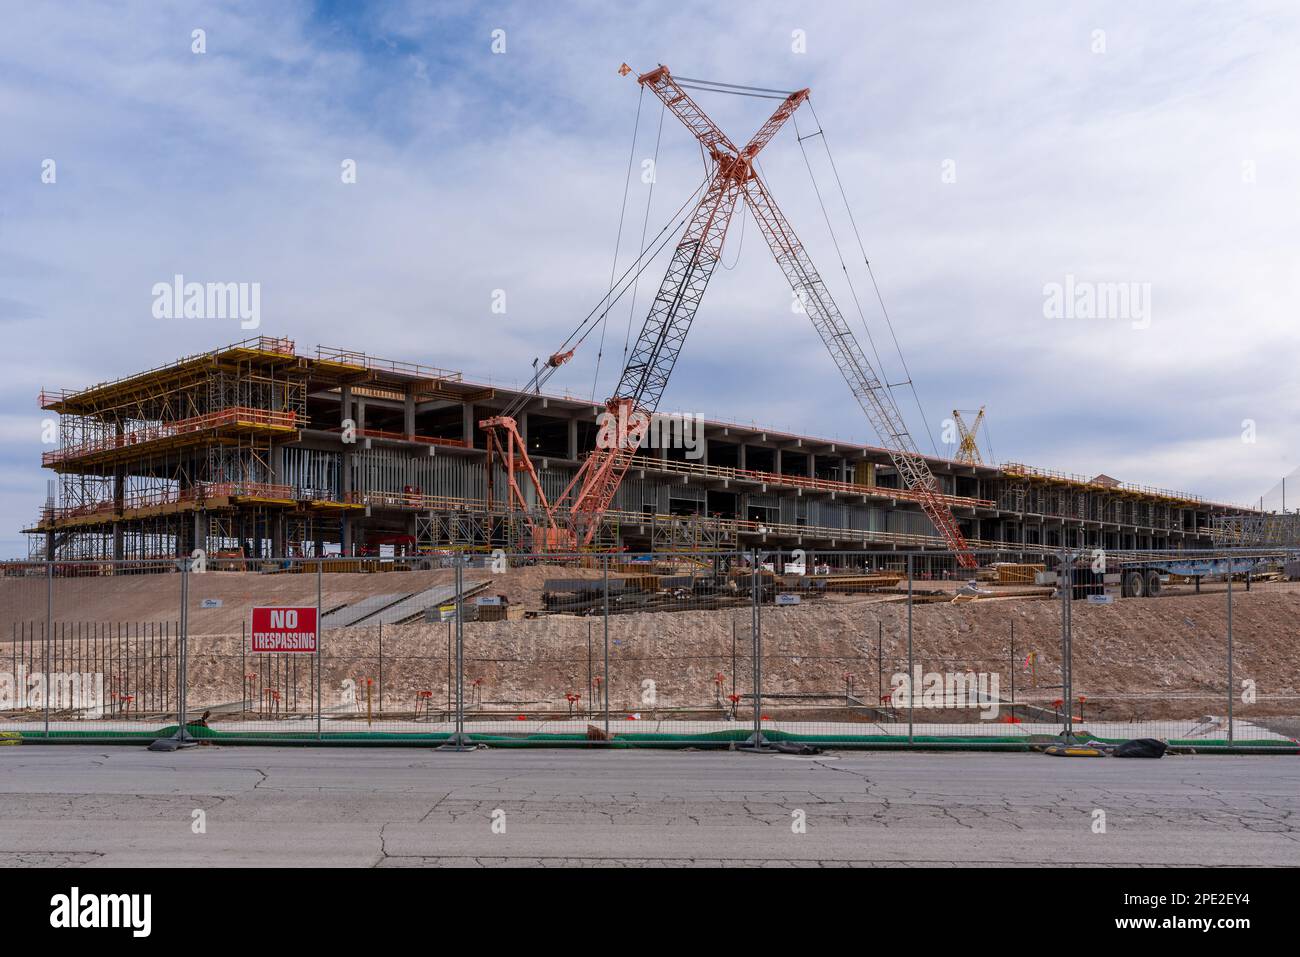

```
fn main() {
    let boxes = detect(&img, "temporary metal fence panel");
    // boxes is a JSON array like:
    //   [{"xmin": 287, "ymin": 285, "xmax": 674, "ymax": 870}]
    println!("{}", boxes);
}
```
[
  {"xmin": 752, "ymin": 549, "xmax": 1065, "ymax": 746},
  {"xmin": 0, "ymin": 548, "xmax": 1294, "ymax": 751},
  {"xmin": 0, "ymin": 559, "xmax": 181, "ymax": 739},
  {"xmin": 317, "ymin": 556, "xmax": 458, "ymax": 737},
  {"xmin": 585, "ymin": 550, "xmax": 754, "ymax": 743},
  {"xmin": 181, "ymin": 556, "xmax": 319, "ymax": 740}
]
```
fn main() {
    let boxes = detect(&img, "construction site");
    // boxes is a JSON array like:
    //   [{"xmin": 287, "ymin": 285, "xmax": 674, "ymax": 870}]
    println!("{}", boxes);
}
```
[
  {"xmin": 23, "ymin": 63, "xmax": 1276, "ymax": 568},
  {"xmin": 6, "ymin": 64, "xmax": 1297, "ymax": 750},
  {"xmin": 12, "ymin": 0, "xmax": 1300, "ymax": 896}
]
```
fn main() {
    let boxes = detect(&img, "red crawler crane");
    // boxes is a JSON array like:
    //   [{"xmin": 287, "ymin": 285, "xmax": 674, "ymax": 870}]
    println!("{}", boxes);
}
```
[{"xmin": 481, "ymin": 64, "xmax": 976, "ymax": 568}]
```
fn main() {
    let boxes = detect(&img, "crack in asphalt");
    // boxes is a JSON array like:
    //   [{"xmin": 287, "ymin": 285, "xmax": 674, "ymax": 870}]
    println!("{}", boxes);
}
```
[{"xmin": 3, "ymin": 749, "xmax": 1298, "ymax": 865}]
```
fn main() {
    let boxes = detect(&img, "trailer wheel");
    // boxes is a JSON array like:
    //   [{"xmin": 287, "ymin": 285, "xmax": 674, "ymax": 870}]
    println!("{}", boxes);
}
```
[
  {"xmin": 1145, "ymin": 570, "xmax": 1162, "ymax": 597},
  {"xmin": 1123, "ymin": 570, "xmax": 1146, "ymax": 598}
]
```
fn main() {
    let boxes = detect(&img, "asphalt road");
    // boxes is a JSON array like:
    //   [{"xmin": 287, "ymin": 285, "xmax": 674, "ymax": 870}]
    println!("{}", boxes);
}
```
[{"xmin": 0, "ymin": 746, "xmax": 1296, "ymax": 867}]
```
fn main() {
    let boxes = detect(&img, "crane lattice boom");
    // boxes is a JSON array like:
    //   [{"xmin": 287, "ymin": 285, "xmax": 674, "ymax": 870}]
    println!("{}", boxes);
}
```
[
  {"xmin": 741, "ymin": 174, "xmax": 974, "ymax": 567},
  {"xmin": 481, "ymin": 63, "xmax": 976, "ymax": 567},
  {"xmin": 953, "ymin": 407, "xmax": 986, "ymax": 466},
  {"xmin": 546, "ymin": 67, "xmax": 807, "ymax": 548}
]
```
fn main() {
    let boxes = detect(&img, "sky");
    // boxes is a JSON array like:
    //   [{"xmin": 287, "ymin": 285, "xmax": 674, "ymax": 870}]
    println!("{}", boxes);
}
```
[{"xmin": 2, "ymin": 0, "xmax": 1299, "ymax": 556}]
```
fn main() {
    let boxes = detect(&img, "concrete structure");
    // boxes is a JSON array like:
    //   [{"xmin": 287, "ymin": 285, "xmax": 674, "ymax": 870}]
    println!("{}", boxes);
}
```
[{"xmin": 28, "ymin": 336, "xmax": 1253, "ymax": 560}]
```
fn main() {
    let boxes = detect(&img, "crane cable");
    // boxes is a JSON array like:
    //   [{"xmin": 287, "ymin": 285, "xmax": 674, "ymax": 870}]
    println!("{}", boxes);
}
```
[
  {"xmin": 565, "ymin": 179, "xmax": 708, "ymax": 355},
  {"xmin": 501, "ymin": 174, "xmax": 710, "ymax": 419},
  {"xmin": 979, "ymin": 415, "xmax": 997, "ymax": 467},
  {"xmin": 722, "ymin": 202, "xmax": 747, "ymax": 269},
  {"xmin": 591, "ymin": 83, "xmax": 645, "ymax": 400},
  {"xmin": 749, "ymin": 157, "xmax": 907, "ymax": 451},
  {"xmin": 788, "ymin": 113, "xmax": 918, "ymax": 446},
  {"xmin": 807, "ymin": 97, "xmax": 940, "ymax": 457},
  {"xmin": 718, "ymin": 197, "xmax": 746, "ymax": 270},
  {"xmin": 673, "ymin": 75, "xmax": 798, "ymax": 99},
  {"xmin": 667, "ymin": 77, "xmax": 891, "ymax": 382},
  {"xmin": 618, "ymin": 97, "xmax": 667, "ymax": 383}
]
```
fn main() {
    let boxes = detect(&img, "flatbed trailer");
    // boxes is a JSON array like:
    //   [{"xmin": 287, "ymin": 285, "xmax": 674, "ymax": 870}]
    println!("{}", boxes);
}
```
[{"xmin": 1036, "ymin": 551, "xmax": 1292, "ymax": 599}]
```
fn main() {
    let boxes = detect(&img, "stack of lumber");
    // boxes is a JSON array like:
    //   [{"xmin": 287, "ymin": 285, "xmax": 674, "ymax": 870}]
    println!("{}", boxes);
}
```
[{"xmin": 994, "ymin": 563, "xmax": 1046, "ymax": 584}]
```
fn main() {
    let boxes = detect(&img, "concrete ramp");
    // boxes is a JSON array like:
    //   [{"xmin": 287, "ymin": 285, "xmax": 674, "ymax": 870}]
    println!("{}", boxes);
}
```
[
  {"xmin": 359, "ymin": 579, "xmax": 489, "ymax": 626},
  {"xmin": 321, "ymin": 593, "xmax": 412, "ymax": 628}
]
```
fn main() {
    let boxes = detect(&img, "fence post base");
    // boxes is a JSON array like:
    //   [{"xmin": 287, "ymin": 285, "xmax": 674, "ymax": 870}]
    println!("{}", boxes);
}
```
[
  {"xmin": 148, "ymin": 729, "xmax": 199, "ymax": 752},
  {"xmin": 436, "ymin": 732, "xmax": 475, "ymax": 752},
  {"xmin": 737, "ymin": 732, "xmax": 776, "ymax": 753},
  {"xmin": 1055, "ymin": 731, "xmax": 1089, "ymax": 745}
]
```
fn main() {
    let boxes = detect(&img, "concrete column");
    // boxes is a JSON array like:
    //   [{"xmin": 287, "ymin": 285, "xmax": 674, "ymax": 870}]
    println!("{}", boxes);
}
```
[
  {"xmin": 340, "ymin": 385, "xmax": 352, "ymax": 426},
  {"xmin": 111, "ymin": 424, "xmax": 125, "ymax": 556},
  {"xmin": 341, "ymin": 516, "xmax": 353, "ymax": 555},
  {"xmin": 738, "ymin": 443, "xmax": 746, "ymax": 470},
  {"xmin": 193, "ymin": 512, "xmax": 206, "ymax": 555},
  {"xmin": 808, "ymin": 454, "xmax": 815, "ymax": 478},
  {"xmin": 462, "ymin": 403, "xmax": 475, "ymax": 447},
  {"xmin": 355, "ymin": 398, "xmax": 367, "ymax": 434},
  {"xmin": 341, "ymin": 443, "xmax": 353, "ymax": 499},
  {"xmin": 567, "ymin": 418, "xmax": 578, "ymax": 460},
  {"xmin": 775, "ymin": 448, "xmax": 783, "ymax": 475},
  {"xmin": 404, "ymin": 389, "xmax": 416, "ymax": 438}
]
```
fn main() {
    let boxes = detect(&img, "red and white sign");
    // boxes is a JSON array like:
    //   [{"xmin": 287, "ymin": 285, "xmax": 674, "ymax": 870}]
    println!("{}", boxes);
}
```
[{"xmin": 249, "ymin": 606, "xmax": 318, "ymax": 653}]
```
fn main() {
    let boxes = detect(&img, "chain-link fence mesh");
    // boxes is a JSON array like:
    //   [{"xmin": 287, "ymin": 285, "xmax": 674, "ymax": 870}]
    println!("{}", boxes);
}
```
[{"xmin": 1, "ymin": 549, "xmax": 1295, "ymax": 750}]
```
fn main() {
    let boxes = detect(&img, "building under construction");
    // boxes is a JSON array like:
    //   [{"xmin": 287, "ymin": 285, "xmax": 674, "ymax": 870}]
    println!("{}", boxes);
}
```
[{"xmin": 27, "ymin": 336, "xmax": 1255, "ymax": 562}]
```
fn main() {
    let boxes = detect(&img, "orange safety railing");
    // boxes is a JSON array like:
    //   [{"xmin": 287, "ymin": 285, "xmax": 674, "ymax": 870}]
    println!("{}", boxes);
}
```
[
  {"xmin": 1000, "ymin": 462, "xmax": 1252, "ymax": 511},
  {"xmin": 36, "ymin": 481, "xmax": 299, "ymax": 525},
  {"xmin": 632, "ymin": 456, "xmax": 994, "ymax": 509},
  {"xmin": 37, "ymin": 337, "xmax": 298, "ymax": 411},
  {"xmin": 348, "ymin": 490, "xmax": 483, "ymax": 511},
  {"xmin": 41, "ymin": 408, "xmax": 299, "ymax": 465},
  {"xmin": 326, "ymin": 426, "xmax": 468, "ymax": 449},
  {"xmin": 315, "ymin": 346, "xmax": 463, "ymax": 382},
  {"xmin": 118, "ymin": 481, "xmax": 295, "ymax": 511},
  {"xmin": 345, "ymin": 489, "xmax": 974, "ymax": 550},
  {"xmin": 189, "ymin": 481, "xmax": 296, "ymax": 502},
  {"xmin": 240, "ymin": 335, "xmax": 296, "ymax": 356},
  {"xmin": 37, "ymin": 389, "xmax": 76, "ymax": 409},
  {"xmin": 35, "ymin": 500, "xmax": 118, "ymax": 523}
]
